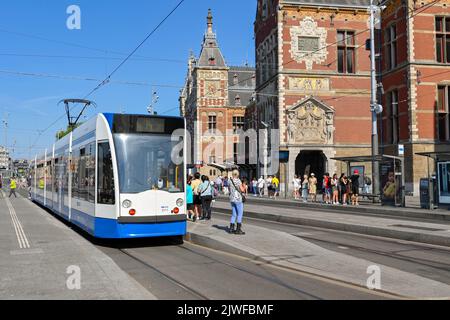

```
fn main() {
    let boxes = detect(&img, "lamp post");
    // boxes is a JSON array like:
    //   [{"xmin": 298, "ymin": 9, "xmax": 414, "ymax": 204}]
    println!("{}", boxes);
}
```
[
  {"xmin": 369, "ymin": 1, "xmax": 383, "ymax": 202},
  {"xmin": 261, "ymin": 121, "xmax": 269, "ymax": 179},
  {"xmin": 2, "ymin": 113, "xmax": 8, "ymax": 171}
]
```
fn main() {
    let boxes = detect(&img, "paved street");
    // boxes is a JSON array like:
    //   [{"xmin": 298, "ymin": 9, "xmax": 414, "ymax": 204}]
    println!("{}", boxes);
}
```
[
  {"xmin": 0, "ymin": 191, "xmax": 154, "ymax": 300},
  {"xmin": 211, "ymin": 197, "xmax": 450, "ymax": 247},
  {"xmin": 1, "ymin": 191, "xmax": 450, "ymax": 299},
  {"xmin": 208, "ymin": 212, "xmax": 450, "ymax": 286}
]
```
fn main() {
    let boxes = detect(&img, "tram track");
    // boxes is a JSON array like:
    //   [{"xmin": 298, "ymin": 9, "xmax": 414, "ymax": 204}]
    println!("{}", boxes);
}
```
[
  {"xmin": 297, "ymin": 235, "xmax": 450, "ymax": 278},
  {"xmin": 116, "ymin": 243, "xmax": 324, "ymax": 300},
  {"xmin": 210, "ymin": 211, "xmax": 450, "ymax": 284},
  {"xmin": 100, "ymin": 239, "xmax": 393, "ymax": 300},
  {"xmin": 175, "ymin": 244, "xmax": 325, "ymax": 300},
  {"xmin": 118, "ymin": 247, "xmax": 210, "ymax": 300}
]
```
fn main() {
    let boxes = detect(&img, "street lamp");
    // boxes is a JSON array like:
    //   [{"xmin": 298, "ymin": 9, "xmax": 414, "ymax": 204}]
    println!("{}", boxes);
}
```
[
  {"xmin": 260, "ymin": 121, "xmax": 269, "ymax": 179},
  {"xmin": 369, "ymin": 0, "xmax": 382, "ymax": 202}
]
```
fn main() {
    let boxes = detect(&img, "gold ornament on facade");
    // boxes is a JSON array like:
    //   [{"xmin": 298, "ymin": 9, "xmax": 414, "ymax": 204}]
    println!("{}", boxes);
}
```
[{"xmin": 288, "ymin": 77, "xmax": 330, "ymax": 92}]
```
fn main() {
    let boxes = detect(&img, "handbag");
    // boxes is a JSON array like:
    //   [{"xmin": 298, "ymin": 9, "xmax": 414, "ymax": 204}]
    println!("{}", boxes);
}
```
[{"xmin": 230, "ymin": 178, "xmax": 246, "ymax": 203}]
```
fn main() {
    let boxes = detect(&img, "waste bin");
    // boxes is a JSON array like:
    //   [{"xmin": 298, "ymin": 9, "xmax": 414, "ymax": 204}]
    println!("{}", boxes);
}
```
[{"xmin": 420, "ymin": 178, "xmax": 434, "ymax": 209}]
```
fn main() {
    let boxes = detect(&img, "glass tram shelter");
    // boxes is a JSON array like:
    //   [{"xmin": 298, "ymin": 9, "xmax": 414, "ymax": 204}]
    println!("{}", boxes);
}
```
[
  {"xmin": 416, "ymin": 151, "xmax": 450, "ymax": 209},
  {"xmin": 331, "ymin": 155, "xmax": 405, "ymax": 207}
]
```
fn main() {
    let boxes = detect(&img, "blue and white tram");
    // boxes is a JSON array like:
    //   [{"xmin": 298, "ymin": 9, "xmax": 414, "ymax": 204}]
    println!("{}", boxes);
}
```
[{"xmin": 30, "ymin": 113, "xmax": 187, "ymax": 239}]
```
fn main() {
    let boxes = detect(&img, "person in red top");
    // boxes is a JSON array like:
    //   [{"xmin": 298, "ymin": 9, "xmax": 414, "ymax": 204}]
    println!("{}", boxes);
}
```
[{"xmin": 322, "ymin": 173, "xmax": 331, "ymax": 204}]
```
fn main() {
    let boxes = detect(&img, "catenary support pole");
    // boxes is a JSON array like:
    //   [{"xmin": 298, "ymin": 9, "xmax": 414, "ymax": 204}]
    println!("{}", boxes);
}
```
[{"xmin": 370, "ymin": 1, "xmax": 380, "ymax": 203}]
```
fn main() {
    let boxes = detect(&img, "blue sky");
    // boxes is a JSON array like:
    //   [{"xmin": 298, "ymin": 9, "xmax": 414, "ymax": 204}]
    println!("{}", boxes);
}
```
[{"xmin": 0, "ymin": 0, "xmax": 256, "ymax": 159}]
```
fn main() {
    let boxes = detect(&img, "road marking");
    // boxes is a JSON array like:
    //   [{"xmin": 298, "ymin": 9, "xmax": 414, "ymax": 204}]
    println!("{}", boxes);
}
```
[
  {"xmin": 1, "ymin": 191, "xmax": 31, "ymax": 249},
  {"xmin": 10, "ymin": 249, "xmax": 43, "ymax": 256}
]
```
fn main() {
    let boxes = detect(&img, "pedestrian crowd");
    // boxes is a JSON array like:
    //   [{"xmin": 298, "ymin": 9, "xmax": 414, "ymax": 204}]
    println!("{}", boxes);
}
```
[
  {"xmin": 291, "ymin": 169, "xmax": 371, "ymax": 206},
  {"xmin": 184, "ymin": 168, "xmax": 373, "ymax": 237},
  {"xmin": 186, "ymin": 171, "xmax": 247, "ymax": 235}
]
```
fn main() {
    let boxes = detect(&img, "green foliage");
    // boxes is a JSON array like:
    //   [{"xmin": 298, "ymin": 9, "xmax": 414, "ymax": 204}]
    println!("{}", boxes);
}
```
[{"xmin": 56, "ymin": 123, "xmax": 83, "ymax": 140}]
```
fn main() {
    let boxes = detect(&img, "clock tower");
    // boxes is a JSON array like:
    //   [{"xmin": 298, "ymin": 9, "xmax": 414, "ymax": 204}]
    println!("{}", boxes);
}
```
[{"xmin": 180, "ymin": 9, "xmax": 256, "ymax": 179}]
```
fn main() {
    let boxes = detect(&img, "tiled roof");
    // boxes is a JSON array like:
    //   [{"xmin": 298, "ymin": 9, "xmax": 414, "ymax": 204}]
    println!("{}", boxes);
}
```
[
  {"xmin": 197, "ymin": 10, "xmax": 227, "ymax": 68},
  {"xmin": 228, "ymin": 66, "xmax": 256, "ymax": 107}
]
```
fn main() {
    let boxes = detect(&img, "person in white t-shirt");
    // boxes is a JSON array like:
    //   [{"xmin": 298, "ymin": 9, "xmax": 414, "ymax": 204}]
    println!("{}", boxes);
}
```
[
  {"xmin": 292, "ymin": 175, "xmax": 301, "ymax": 200},
  {"xmin": 251, "ymin": 178, "xmax": 258, "ymax": 196},
  {"xmin": 257, "ymin": 176, "xmax": 265, "ymax": 197}
]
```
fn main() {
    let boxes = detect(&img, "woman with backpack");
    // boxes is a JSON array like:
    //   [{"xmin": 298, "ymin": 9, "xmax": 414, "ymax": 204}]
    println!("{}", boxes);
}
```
[
  {"xmin": 198, "ymin": 175, "xmax": 214, "ymax": 220},
  {"xmin": 228, "ymin": 170, "xmax": 246, "ymax": 235}
]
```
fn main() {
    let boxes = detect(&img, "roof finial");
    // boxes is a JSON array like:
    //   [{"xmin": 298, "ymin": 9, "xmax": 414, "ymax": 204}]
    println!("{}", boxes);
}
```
[{"xmin": 207, "ymin": 9, "xmax": 213, "ymax": 34}]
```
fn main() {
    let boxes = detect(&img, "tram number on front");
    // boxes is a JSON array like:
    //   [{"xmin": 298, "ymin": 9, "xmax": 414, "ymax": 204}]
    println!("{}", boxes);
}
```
[{"xmin": 161, "ymin": 206, "xmax": 170, "ymax": 214}]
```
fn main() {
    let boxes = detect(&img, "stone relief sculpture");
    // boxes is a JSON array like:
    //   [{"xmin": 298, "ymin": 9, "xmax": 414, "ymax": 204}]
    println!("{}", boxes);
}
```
[
  {"xmin": 286, "ymin": 97, "xmax": 334, "ymax": 145},
  {"xmin": 287, "ymin": 112, "xmax": 296, "ymax": 141}
]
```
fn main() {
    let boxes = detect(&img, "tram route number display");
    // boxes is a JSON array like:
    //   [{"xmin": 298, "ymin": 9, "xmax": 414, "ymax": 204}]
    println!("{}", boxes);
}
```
[
  {"xmin": 136, "ymin": 117, "xmax": 165, "ymax": 133},
  {"xmin": 177, "ymin": 304, "xmax": 274, "ymax": 318}
]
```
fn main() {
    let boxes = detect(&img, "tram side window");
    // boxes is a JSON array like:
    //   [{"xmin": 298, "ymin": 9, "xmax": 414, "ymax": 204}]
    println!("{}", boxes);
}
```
[
  {"xmin": 78, "ymin": 148, "xmax": 88, "ymax": 201},
  {"xmin": 46, "ymin": 161, "xmax": 52, "ymax": 193},
  {"xmin": 72, "ymin": 149, "xmax": 80, "ymax": 199},
  {"xmin": 97, "ymin": 142, "xmax": 115, "ymax": 205},
  {"xmin": 54, "ymin": 158, "xmax": 59, "ymax": 191},
  {"xmin": 64, "ymin": 153, "xmax": 69, "ymax": 197},
  {"xmin": 37, "ymin": 164, "xmax": 45, "ymax": 190},
  {"xmin": 87, "ymin": 143, "xmax": 96, "ymax": 203}
]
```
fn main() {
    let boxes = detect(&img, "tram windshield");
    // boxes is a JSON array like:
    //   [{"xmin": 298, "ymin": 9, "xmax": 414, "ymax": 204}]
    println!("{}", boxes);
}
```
[{"xmin": 114, "ymin": 134, "xmax": 184, "ymax": 194}]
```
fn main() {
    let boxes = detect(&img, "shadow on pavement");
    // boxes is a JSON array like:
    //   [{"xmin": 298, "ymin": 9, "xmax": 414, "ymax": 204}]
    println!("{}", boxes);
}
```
[{"xmin": 212, "ymin": 224, "xmax": 230, "ymax": 234}]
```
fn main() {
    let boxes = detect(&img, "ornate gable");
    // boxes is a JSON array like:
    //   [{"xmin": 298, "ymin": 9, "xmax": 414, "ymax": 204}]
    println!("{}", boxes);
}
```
[{"xmin": 286, "ymin": 96, "xmax": 335, "ymax": 145}]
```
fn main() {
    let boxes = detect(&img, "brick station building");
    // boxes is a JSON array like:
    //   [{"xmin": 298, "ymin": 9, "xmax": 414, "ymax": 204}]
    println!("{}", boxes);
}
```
[
  {"xmin": 254, "ymin": 0, "xmax": 373, "ymax": 192},
  {"xmin": 380, "ymin": 0, "xmax": 450, "ymax": 202},
  {"xmin": 180, "ymin": 10, "xmax": 256, "ymax": 179}
]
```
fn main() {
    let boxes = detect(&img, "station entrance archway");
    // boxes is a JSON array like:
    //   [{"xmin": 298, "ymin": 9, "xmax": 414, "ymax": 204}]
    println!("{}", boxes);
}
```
[{"xmin": 295, "ymin": 151, "xmax": 326, "ymax": 186}]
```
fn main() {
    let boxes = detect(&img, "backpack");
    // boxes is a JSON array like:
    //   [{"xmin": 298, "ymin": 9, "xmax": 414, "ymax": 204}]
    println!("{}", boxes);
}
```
[{"xmin": 366, "ymin": 177, "xmax": 372, "ymax": 186}]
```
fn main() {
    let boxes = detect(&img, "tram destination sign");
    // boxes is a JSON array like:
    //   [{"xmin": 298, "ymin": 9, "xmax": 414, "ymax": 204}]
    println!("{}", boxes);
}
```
[{"xmin": 112, "ymin": 114, "xmax": 185, "ymax": 135}]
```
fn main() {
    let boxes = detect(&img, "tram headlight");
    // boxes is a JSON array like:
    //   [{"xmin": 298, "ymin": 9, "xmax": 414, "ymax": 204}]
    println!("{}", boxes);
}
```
[
  {"xmin": 122, "ymin": 200, "xmax": 132, "ymax": 208},
  {"xmin": 176, "ymin": 198, "xmax": 184, "ymax": 207}
]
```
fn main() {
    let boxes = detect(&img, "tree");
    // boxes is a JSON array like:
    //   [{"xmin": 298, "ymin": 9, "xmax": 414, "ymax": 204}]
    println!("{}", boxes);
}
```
[{"xmin": 56, "ymin": 123, "xmax": 82, "ymax": 140}]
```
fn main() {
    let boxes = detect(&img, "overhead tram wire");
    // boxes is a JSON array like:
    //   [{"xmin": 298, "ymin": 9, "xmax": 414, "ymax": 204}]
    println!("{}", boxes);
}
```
[
  {"xmin": 0, "ymin": 29, "xmax": 185, "ymax": 63},
  {"xmin": 181, "ymin": 0, "xmax": 442, "ymax": 114},
  {"xmin": 0, "ymin": 53, "xmax": 185, "ymax": 64},
  {"xmin": 0, "ymin": 69, "xmax": 184, "ymax": 88},
  {"xmin": 82, "ymin": 0, "xmax": 186, "ymax": 100},
  {"xmin": 28, "ymin": 0, "xmax": 186, "ymax": 151},
  {"xmin": 29, "ymin": 0, "xmax": 441, "ymax": 147},
  {"xmin": 149, "ymin": 1, "xmax": 445, "ymax": 116}
]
